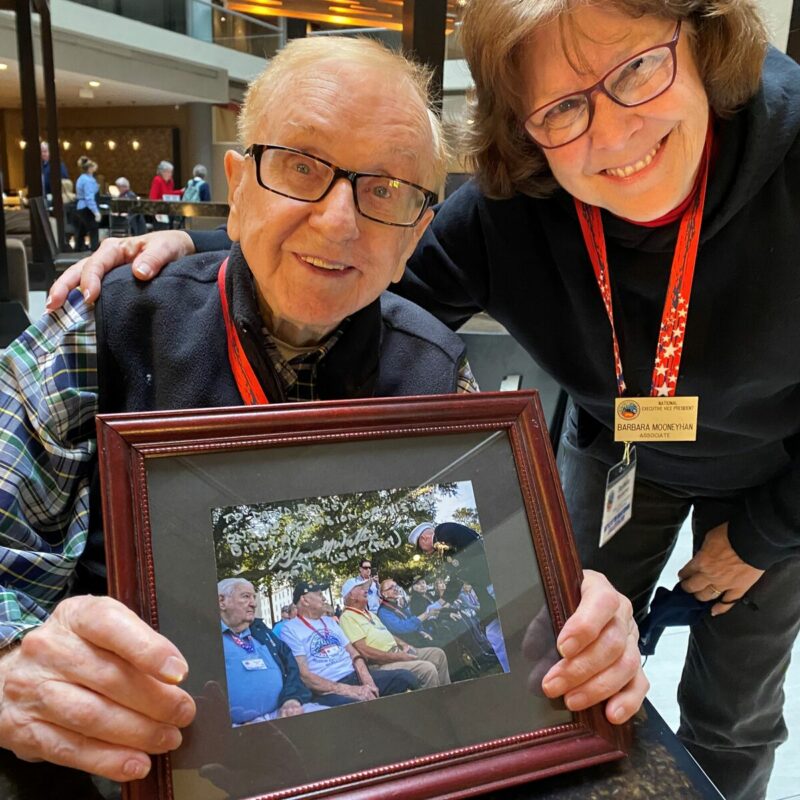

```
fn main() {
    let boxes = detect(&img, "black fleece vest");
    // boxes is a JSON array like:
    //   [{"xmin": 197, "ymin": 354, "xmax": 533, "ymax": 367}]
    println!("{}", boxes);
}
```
[{"xmin": 94, "ymin": 250, "xmax": 465, "ymax": 411}]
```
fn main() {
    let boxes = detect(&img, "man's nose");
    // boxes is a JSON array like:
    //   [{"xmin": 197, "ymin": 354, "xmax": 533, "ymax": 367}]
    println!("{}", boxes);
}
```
[{"xmin": 308, "ymin": 177, "xmax": 361, "ymax": 241}]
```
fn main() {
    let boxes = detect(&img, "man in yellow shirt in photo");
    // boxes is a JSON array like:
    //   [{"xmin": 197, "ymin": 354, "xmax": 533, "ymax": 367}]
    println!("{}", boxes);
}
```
[{"xmin": 339, "ymin": 577, "xmax": 450, "ymax": 689}]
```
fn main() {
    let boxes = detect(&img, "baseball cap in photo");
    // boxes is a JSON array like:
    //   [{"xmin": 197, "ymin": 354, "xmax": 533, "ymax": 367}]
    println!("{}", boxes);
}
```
[
  {"xmin": 340, "ymin": 576, "xmax": 370, "ymax": 604},
  {"xmin": 293, "ymin": 579, "xmax": 330, "ymax": 605}
]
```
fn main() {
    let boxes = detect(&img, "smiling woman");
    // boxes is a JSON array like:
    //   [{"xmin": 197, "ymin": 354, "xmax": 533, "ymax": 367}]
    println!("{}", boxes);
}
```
[{"xmin": 520, "ymin": 12, "xmax": 708, "ymax": 220}]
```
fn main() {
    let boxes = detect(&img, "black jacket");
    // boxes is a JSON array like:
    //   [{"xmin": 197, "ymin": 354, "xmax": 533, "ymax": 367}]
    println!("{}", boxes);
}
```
[
  {"xmin": 248, "ymin": 619, "xmax": 311, "ymax": 707},
  {"xmin": 187, "ymin": 50, "xmax": 800, "ymax": 568},
  {"xmin": 402, "ymin": 49, "xmax": 800, "ymax": 569}
]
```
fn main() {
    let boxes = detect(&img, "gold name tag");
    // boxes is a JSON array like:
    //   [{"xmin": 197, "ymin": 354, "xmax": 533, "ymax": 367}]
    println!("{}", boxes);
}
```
[{"xmin": 614, "ymin": 396, "xmax": 699, "ymax": 442}]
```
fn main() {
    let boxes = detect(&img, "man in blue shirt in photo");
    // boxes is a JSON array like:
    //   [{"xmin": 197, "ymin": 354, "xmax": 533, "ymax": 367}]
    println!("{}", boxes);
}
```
[{"xmin": 218, "ymin": 578, "xmax": 324, "ymax": 724}]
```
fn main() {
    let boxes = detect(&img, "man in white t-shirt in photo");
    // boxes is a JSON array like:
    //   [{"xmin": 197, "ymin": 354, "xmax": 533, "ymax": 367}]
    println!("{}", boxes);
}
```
[{"xmin": 278, "ymin": 580, "xmax": 417, "ymax": 706}]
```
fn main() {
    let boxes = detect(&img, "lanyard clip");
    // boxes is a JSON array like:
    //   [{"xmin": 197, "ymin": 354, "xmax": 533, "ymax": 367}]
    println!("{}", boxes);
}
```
[{"xmin": 622, "ymin": 441, "xmax": 633, "ymax": 466}]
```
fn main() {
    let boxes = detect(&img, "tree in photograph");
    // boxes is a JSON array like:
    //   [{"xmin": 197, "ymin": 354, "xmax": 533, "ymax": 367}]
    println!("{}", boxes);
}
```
[{"xmin": 211, "ymin": 482, "xmax": 460, "ymax": 592}]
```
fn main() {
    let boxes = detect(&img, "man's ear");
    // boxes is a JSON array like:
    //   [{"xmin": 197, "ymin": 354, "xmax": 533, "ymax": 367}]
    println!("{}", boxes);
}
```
[
  {"xmin": 390, "ymin": 206, "xmax": 435, "ymax": 284},
  {"xmin": 225, "ymin": 150, "xmax": 246, "ymax": 242}
]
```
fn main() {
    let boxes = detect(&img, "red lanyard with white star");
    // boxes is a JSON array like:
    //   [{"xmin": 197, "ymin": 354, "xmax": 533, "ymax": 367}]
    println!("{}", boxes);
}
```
[
  {"xmin": 217, "ymin": 257, "xmax": 269, "ymax": 405},
  {"xmin": 574, "ymin": 129, "xmax": 711, "ymax": 398}
]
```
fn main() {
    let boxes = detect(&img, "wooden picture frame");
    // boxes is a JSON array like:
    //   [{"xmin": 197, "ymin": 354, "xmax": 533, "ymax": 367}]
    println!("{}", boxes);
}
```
[{"xmin": 96, "ymin": 391, "xmax": 629, "ymax": 800}]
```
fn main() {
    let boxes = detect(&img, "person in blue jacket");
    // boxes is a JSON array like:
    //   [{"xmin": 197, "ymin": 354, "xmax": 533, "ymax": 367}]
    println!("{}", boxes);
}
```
[{"xmin": 218, "ymin": 578, "xmax": 324, "ymax": 724}]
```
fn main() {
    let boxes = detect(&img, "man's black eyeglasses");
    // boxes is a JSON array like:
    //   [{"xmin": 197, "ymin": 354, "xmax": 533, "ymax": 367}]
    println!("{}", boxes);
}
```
[{"xmin": 244, "ymin": 144, "xmax": 438, "ymax": 227}]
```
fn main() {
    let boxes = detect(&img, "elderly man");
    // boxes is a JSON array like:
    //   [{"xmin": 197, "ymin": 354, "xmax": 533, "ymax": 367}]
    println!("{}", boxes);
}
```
[
  {"xmin": 41, "ymin": 140, "xmax": 68, "ymax": 196},
  {"xmin": 218, "ymin": 578, "xmax": 322, "ymax": 724},
  {"xmin": 113, "ymin": 177, "xmax": 147, "ymax": 237},
  {"xmin": 8, "ymin": 36, "xmax": 645, "ymax": 783},
  {"xmin": 279, "ymin": 580, "xmax": 416, "ymax": 705},
  {"xmin": 377, "ymin": 577, "xmax": 438, "ymax": 650},
  {"xmin": 339, "ymin": 577, "xmax": 449, "ymax": 689}
]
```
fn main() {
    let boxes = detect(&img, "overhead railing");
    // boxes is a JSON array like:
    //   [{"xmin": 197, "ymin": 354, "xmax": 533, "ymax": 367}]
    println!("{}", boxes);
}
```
[{"xmin": 188, "ymin": 0, "xmax": 284, "ymax": 58}]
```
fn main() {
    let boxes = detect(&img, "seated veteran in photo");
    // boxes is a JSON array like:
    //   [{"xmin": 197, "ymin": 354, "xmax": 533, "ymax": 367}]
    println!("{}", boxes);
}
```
[
  {"xmin": 409, "ymin": 522, "xmax": 509, "ymax": 672},
  {"xmin": 279, "ymin": 581, "xmax": 418, "ymax": 707},
  {"xmin": 8, "ymin": 35, "xmax": 649, "ymax": 782},
  {"xmin": 377, "ymin": 578, "xmax": 439, "ymax": 649},
  {"xmin": 403, "ymin": 576, "xmax": 498, "ymax": 680},
  {"xmin": 218, "ymin": 579, "xmax": 325, "ymax": 724},
  {"xmin": 339, "ymin": 578, "xmax": 450, "ymax": 689}
]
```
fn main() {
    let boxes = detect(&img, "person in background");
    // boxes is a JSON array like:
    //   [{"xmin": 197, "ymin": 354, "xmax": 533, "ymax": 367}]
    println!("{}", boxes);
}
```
[
  {"xmin": 148, "ymin": 160, "xmax": 175, "ymax": 200},
  {"xmin": 41, "ymin": 140, "xmax": 68, "ymax": 197},
  {"xmin": 182, "ymin": 164, "xmax": 211, "ymax": 202},
  {"xmin": 272, "ymin": 603, "xmax": 297, "ymax": 639},
  {"xmin": 74, "ymin": 155, "xmax": 100, "ymax": 251},
  {"xmin": 114, "ymin": 177, "xmax": 146, "ymax": 236},
  {"xmin": 352, "ymin": 558, "xmax": 380, "ymax": 612}
]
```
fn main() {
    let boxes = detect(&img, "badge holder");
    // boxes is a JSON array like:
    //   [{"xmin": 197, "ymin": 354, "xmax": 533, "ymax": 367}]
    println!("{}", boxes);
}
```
[{"xmin": 599, "ymin": 443, "xmax": 636, "ymax": 547}]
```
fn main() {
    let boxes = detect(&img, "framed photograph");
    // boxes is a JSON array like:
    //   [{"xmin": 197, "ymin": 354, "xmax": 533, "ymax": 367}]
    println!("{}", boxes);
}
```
[{"xmin": 96, "ymin": 391, "xmax": 629, "ymax": 800}]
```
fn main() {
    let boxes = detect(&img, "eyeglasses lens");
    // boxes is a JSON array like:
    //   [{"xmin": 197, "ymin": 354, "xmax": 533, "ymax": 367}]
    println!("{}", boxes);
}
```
[
  {"xmin": 258, "ymin": 148, "xmax": 427, "ymax": 226},
  {"xmin": 526, "ymin": 45, "xmax": 675, "ymax": 148}
]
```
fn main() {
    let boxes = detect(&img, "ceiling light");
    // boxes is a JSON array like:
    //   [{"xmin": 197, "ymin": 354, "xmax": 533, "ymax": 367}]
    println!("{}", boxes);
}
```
[
  {"xmin": 220, "ymin": 15, "xmax": 226, "ymax": 21},
  {"xmin": 131, "ymin": 140, "xmax": 140, "ymax": 151},
  {"xmin": 19, "ymin": 140, "xmax": 26, "ymax": 149},
  {"xmin": 84, "ymin": 140, "xmax": 93, "ymax": 150},
  {"xmin": 107, "ymin": 140, "xmax": 116, "ymax": 150},
  {"xmin": 0, "ymin": 64, "xmax": 8, "ymax": 71},
  {"xmin": 89, "ymin": 80, "xmax": 100, "ymax": 87},
  {"xmin": 62, "ymin": 141, "xmax": 71, "ymax": 150}
]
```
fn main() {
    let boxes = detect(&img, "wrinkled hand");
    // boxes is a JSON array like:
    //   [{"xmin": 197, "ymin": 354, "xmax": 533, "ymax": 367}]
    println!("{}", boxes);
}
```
[
  {"xmin": 349, "ymin": 682, "xmax": 379, "ymax": 701},
  {"xmin": 46, "ymin": 230, "xmax": 195, "ymax": 311},
  {"xmin": 538, "ymin": 570, "xmax": 648, "ymax": 725},
  {"xmin": 678, "ymin": 523, "xmax": 764, "ymax": 615},
  {"xmin": 276, "ymin": 700, "xmax": 304, "ymax": 718},
  {"xmin": 0, "ymin": 595, "xmax": 196, "ymax": 781}
]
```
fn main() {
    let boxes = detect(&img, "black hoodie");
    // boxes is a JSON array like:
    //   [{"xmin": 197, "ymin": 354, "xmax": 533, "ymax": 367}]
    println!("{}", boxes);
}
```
[
  {"xmin": 401, "ymin": 48, "xmax": 800, "ymax": 569},
  {"xmin": 189, "ymin": 49, "xmax": 800, "ymax": 568}
]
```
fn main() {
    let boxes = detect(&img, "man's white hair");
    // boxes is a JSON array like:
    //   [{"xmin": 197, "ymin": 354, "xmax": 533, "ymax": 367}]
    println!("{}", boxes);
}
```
[
  {"xmin": 237, "ymin": 36, "xmax": 447, "ymax": 188},
  {"xmin": 218, "ymin": 577, "xmax": 254, "ymax": 597}
]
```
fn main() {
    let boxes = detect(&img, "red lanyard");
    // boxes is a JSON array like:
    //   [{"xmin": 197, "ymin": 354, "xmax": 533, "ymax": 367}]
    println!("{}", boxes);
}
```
[
  {"xmin": 574, "ymin": 128, "xmax": 711, "ymax": 398},
  {"xmin": 228, "ymin": 631, "xmax": 255, "ymax": 653},
  {"xmin": 297, "ymin": 615, "xmax": 329, "ymax": 634},
  {"xmin": 217, "ymin": 257, "xmax": 269, "ymax": 405}
]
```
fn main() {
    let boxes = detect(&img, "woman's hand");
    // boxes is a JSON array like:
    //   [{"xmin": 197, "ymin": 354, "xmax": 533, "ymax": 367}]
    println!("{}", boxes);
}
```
[{"xmin": 678, "ymin": 523, "xmax": 765, "ymax": 615}]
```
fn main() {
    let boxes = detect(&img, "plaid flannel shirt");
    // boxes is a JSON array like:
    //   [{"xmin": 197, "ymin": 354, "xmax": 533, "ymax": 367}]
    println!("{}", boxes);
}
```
[
  {"xmin": 0, "ymin": 294, "xmax": 478, "ymax": 647},
  {"xmin": 0, "ymin": 294, "xmax": 97, "ymax": 647}
]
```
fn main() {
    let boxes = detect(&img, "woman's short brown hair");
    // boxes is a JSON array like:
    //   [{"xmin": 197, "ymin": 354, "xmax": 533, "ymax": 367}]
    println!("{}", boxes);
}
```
[
  {"xmin": 77, "ymin": 155, "xmax": 97, "ymax": 173},
  {"xmin": 460, "ymin": 0, "xmax": 768, "ymax": 199}
]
